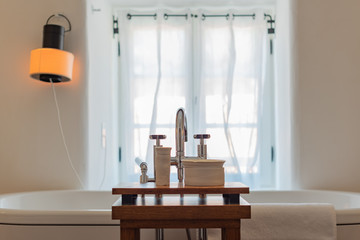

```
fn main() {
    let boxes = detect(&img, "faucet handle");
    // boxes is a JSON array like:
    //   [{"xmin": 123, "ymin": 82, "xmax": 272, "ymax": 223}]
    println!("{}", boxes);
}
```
[
  {"xmin": 194, "ymin": 134, "xmax": 210, "ymax": 141},
  {"xmin": 194, "ymin": 134, "xmax": 210, "ymax": 159},
  {"xmin": 149, "ymin": 134, "xmax": 166, "ymax": 147},
  {"xmin": 139, "ymin": 162, "xmax": 148, "ymax": 183}
]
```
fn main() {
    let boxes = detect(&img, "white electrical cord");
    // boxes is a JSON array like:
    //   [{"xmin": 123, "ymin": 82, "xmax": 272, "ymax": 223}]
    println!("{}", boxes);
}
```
[{"xmin": 50, "ymin": 79, "xmax": 85, "ymax": 189}]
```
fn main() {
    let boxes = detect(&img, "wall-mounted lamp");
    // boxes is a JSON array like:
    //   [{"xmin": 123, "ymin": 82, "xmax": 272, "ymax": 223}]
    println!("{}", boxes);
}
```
[{"xmin": 29, "ymin": 14, "xmax": 74, "ymax": 83}]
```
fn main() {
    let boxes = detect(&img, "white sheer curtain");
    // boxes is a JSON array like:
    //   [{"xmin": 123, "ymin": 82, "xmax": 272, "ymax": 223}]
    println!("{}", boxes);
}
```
[
  {"xmin": 118, "ymin": 10, "xmax": 193, "ymax": 181},
  {"xmin": 118, "ymin": 9, "xmax": 273, "ymax": 188},
  {"xmin": 195, "ymin": 10, "xmax": 270, "ymax": 187}
]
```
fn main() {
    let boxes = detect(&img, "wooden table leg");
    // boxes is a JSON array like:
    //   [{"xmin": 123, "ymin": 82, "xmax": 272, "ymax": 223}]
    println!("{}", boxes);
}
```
[
  {"xmin": 121, "ymin": 227, "xmax": 140, "ymax": 240},
  {"xmin": 222, "ymin": 227, "xmax": 240, "ymax": 240}
]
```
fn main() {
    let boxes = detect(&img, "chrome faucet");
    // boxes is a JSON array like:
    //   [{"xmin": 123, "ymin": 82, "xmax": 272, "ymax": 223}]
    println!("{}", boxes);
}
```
[{"xmin": 173, "ymin": 108, "xmax": 187, "ymax": 182}]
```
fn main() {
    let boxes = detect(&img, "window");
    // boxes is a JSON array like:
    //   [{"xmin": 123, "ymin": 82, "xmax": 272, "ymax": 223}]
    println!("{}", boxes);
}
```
[{"xmin": 117, "ymin": 9, "xmax": 275, "ymax": 189}]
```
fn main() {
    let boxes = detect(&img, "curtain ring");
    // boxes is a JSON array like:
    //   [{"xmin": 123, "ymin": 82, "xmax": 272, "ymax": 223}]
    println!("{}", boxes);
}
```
[
  {"xmin": 154, "ymin": 13, "xmax": 157, "ymax": 20},
  {"xmin": 164, "ymin": 13, "xmax": 168, "ymax": 20},
  {"xmin": 226, "ymin": 14, "xmax": 230, "ymax": 20},
  {"xmin": 201, "ymin": 14, "xmax": 206, "ymax": 21},
  {"xmin": 46, "ymin": 14, "xmax": 72, "ymax": 32},
  {"xmin": 127, "ymin": 13, "xmax": 132, "ymax": 20}
]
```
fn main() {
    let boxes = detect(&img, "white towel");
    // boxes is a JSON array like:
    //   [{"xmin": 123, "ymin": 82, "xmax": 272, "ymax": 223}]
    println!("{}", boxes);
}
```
[{"xmin": 207, "ymin": 203, "xmax": 337, "ymax": 240}]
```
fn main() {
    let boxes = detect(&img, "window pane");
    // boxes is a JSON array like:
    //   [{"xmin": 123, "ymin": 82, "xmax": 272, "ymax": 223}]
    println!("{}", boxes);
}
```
[
  {"xmin": 133, "ymin": 128, "xmax": 150, "ymax": 161},
  {"xmin": 206, "ymin": 127, "xmax": 257, "ymax": 169}
]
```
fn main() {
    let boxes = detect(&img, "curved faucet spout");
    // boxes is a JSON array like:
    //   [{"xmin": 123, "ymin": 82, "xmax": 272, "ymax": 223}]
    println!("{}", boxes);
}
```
[
  {"xmin": 175, "ymin": 108, "xmax": 187, "ymax": 158},
  {"xmin": 175, "ymin": 108, "xmax": 187, "ymax": 182}
]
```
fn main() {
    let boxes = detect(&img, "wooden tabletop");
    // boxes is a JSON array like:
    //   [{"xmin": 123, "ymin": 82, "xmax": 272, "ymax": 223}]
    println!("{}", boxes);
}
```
[{"xmin": 112, "ymin": 182, "xmax": 249, "ymax": 195}]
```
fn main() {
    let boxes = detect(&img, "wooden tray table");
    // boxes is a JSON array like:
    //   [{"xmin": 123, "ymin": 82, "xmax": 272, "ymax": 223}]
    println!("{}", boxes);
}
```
[{"xmin": 112, "ymin": 182, "xmax": 251, "ymax": 240}]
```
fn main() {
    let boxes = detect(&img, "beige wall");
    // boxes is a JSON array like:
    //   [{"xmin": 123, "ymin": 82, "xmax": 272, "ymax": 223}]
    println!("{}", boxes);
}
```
[
  {"xmin": 0, "ymin": 0, "xmax": 88, "ymax": 194},
  {"xmin": 293, "ymin": 0, "xmax": 360, "ymax": 191}
]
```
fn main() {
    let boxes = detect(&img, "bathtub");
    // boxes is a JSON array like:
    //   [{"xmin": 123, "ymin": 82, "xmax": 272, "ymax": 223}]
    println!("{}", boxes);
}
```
[{"xmin": 0, "ymin": 190, "xmax": 360, "ymax": 240}]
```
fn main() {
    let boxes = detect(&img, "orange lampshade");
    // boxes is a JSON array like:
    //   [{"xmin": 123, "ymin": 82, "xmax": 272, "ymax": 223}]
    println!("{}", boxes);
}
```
[{"xmin": 29, "ymin": 48, "xmax": 74, "ymax": 82}]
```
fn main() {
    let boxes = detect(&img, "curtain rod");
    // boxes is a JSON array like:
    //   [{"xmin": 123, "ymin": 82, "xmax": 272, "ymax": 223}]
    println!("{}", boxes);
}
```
[
  {"xmin": 126, "ymin": 13, "xmax": 257, "ymax": 20},
  {"xmin": 201, "ymin": 13, "xmax": 256, "ymax": 20}
]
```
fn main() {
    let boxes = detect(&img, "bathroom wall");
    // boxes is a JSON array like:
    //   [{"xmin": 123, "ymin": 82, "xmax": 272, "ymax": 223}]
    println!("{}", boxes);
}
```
[
  {"xmin": 292, "ymin": 0, "xmax": 360, "ymax": 192},
  {"xmin": 0, "ymin": 0, "xmax": 88, "ymax": 194}
]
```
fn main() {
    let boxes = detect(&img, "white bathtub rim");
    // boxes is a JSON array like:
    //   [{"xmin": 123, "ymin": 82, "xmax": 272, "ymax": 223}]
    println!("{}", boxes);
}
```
[
  {"xmin": 0, "ymin": 190, "xmax": 117, "ymax": 225},
  {"xmin": 1, "ymin": 189, "xmax": 360, "ymax": 225}
]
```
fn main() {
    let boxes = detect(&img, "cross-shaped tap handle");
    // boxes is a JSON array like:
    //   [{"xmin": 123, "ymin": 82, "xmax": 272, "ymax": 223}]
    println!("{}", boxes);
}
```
[
  {"xmin": 194, "ymin": 134, "xmax": 210, "ymax": 144},
  {"xmin": 194, "ymin": 134, "xmax": 210, "ymax": 159},
  {"xmin": 149, "ymin": 134, "xmax": 166, "ymax": 147}
]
